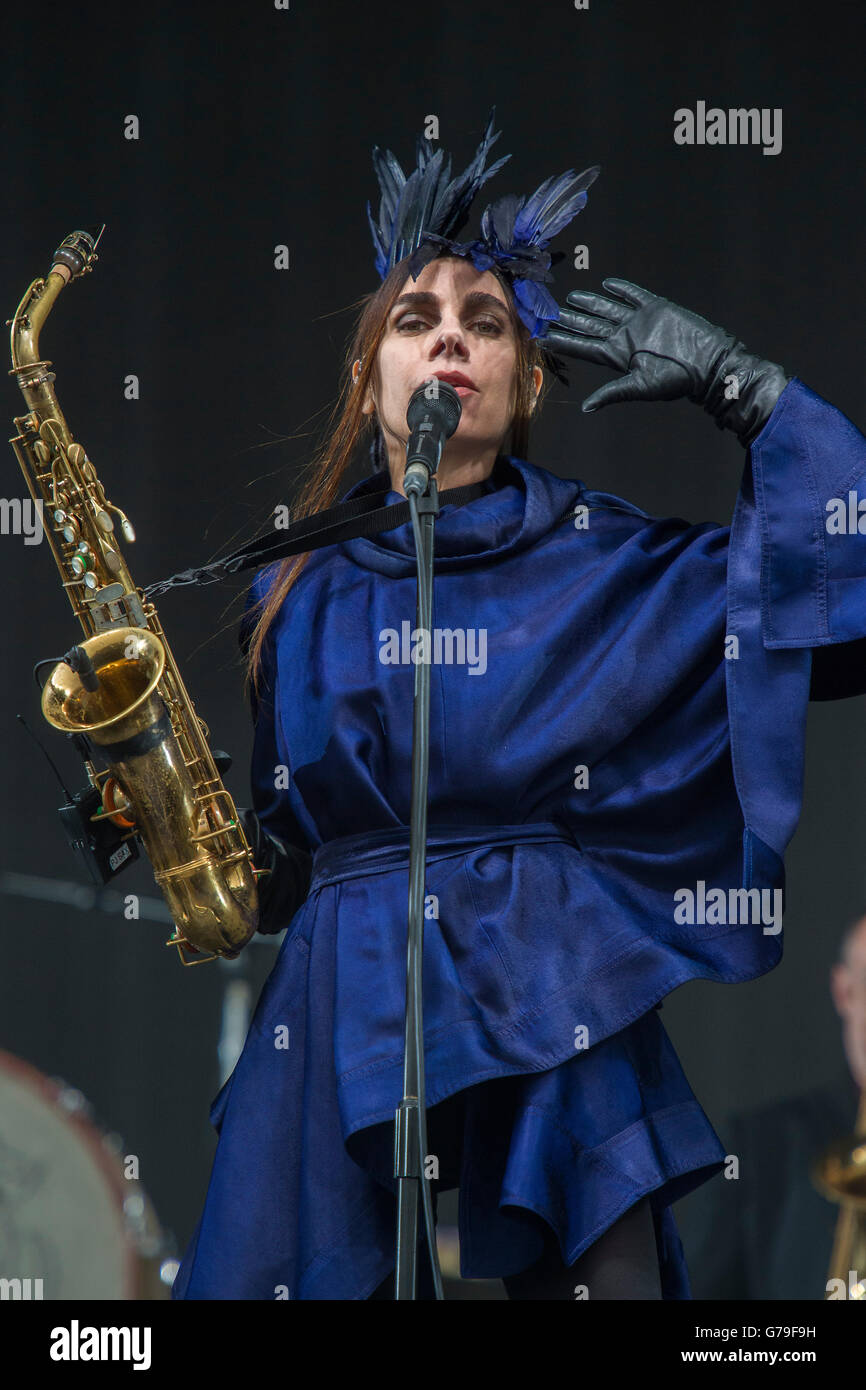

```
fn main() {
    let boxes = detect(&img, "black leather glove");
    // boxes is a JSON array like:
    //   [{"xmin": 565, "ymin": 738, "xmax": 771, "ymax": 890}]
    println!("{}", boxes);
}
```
[
  {"xmin": 543, "ymin": 277, "xmax": 790, "ymax": 448},
  {"xmin": 238, "ymin": 807, "xmax": 312, "ymax": 936}
]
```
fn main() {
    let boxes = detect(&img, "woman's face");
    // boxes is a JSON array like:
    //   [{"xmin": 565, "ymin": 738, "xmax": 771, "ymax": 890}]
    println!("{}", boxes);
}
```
[{"xmin": 359, "ymin": 256, "xmax": 538, "ymax": 465}]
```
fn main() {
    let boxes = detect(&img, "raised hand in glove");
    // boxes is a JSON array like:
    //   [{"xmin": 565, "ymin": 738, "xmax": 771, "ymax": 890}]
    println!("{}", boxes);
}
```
[
  {"xmin": 543, "ymin": 277, "xmax": 790, "ymax": 448},
  {"xmin": 238, "ymin": 807, "xmax": 312, "ymax": 936}
]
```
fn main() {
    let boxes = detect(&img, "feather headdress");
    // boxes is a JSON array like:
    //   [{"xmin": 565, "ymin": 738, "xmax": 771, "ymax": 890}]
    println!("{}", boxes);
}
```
[{"xmin": 366, "ymin": 107, "xmax": 600, "ymax": 341}]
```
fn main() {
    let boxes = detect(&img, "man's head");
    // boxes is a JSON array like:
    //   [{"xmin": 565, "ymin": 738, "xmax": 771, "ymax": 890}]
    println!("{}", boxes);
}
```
[{"xmin": 831, "ymin": 913, "xmax": 866, "ymax": 1088}]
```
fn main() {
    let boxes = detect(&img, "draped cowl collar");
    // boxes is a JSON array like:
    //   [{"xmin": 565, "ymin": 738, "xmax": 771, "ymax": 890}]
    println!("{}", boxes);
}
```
[{"xmin": 336, "ymin": 453, "xmax": 584, "ymax": 575}]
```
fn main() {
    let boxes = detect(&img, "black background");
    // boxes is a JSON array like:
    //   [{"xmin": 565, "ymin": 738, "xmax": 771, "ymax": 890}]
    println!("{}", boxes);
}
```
[{"xmin": 2, "ymin": 0, "xmax": 865, "ymax": 1281}]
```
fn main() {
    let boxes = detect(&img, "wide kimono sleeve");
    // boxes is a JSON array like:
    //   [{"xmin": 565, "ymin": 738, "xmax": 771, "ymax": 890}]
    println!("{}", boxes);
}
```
[{"xmin": 726, "ymin": 376, "xmax": 866, "ymax": 861}]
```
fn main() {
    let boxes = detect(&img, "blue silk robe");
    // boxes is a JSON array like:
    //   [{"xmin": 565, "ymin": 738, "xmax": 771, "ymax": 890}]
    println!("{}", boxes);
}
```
[{"xmin": 172, "ymin": 378, "xmax": 866, "ymax": 1300}]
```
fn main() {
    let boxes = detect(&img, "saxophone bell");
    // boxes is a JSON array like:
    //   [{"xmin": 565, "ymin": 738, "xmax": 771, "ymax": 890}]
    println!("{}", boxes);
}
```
[{"xmin": 41, "ymin": 627, "xmax": 256, "ymax": 961}]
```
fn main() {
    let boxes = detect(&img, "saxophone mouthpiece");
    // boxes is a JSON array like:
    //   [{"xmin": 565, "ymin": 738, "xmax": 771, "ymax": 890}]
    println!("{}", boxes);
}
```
[{"xmin": 51, "ymin": 227, "xmax": 105, "ymax": 282}]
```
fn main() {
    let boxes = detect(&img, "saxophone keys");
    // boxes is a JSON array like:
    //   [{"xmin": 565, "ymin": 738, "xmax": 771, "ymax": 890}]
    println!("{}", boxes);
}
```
[
  {"xmin": 105, "ymin": 503, "xmax": 135, "ymax": 539},
  {"xmin": 53, "ymin": 509, "xmax": 79, "ymax": 542},
  {"xmin": 97, "ymin": 777, "xmax": 136, "ymax": 830}
]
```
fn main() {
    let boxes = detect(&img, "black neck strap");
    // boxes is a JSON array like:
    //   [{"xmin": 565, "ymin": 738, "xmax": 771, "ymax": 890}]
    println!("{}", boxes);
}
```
[{"xmin": 142, "ymin": 480, "xmax": 489, "ymax": 600}]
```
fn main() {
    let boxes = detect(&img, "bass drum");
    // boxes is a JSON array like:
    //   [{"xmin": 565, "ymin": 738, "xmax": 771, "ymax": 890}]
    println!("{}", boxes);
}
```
[{"xmin": 0, "ymin": 1050, "xmax": 172, "ymax": 1299}]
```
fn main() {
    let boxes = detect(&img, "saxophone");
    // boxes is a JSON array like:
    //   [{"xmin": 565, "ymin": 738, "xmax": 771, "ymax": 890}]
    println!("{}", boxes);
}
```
[
  {"xmin": 9, "ymin": 229, "xmax": 260, "ymax": 964},
  {"xmin": 812, "ymin": 1084, "xmax": 866, "ymax": 1299}
]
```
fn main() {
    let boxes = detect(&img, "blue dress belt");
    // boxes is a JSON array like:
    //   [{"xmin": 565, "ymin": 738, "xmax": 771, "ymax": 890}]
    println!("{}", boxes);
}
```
[{"xmin": 307, "ymin": 820, "xmax": 581, "ymax": 893}]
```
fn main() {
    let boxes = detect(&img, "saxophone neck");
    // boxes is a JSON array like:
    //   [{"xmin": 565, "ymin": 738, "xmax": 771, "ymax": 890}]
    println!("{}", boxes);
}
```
[
  {"xmin": 10, "ymin": 228, "xmax": 103, "ymax": 373},
  {"xmin": 10, "ymin": 229, "xmax": 104, "ymax": 446}
]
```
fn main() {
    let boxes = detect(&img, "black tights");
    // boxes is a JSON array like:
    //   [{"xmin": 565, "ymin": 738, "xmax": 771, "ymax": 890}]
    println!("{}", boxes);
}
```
[{"xmin": 367, "ymin": 1195, "xmax": 661, "ymax": 1300}]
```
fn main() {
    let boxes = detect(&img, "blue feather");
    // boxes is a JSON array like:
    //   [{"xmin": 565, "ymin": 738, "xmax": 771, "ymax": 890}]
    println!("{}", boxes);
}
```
[
  {"xmin": 367, "ymin": 107, "xmax": 512, "ymax": 276},
  {"xmin": 512, "ymin": 166, "xmax": 600, "ymax": 248},
  {"xmin": 365, "ymin": 111, "xmax": 600, "ymax": 338}
]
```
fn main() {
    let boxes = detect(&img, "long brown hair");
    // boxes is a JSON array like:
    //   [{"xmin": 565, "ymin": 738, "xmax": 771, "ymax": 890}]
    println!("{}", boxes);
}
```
[{"xmin": 243, "ymin": 251, "xmax": 550, "ymax": 700}]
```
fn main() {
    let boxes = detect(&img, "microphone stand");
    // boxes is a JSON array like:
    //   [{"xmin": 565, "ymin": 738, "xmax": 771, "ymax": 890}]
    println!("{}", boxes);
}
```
[{"xmin": 394, "ymin": 469, "xmax": 444, "ymax": 1301}]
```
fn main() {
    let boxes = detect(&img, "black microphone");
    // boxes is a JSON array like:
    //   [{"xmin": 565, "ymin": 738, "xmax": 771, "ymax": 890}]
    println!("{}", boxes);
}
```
[
  {"xmin": 403, "ymin": 378, "xmax": 462, "ymax": 497},
  {"xmin": 63, "ymin": 644, "xmax": 100, "ymax": 693}
]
